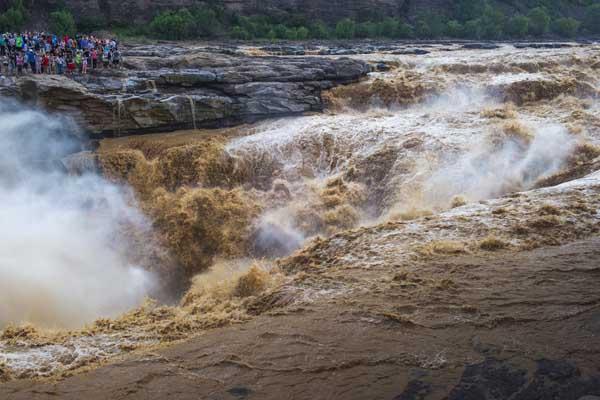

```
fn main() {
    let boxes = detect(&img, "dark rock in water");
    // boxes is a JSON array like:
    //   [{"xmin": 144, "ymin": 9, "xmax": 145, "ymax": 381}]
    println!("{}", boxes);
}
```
[
  {"xmin": 514, "ymin": 43, "xmax": 574, "ymax": 49},
  {"xmin": 448, "ymin": 358, "xmax": 527, "ymax": 400},
  {"xmin": 448, "ymin": 358, "xmax": 600, "ymax": 400},
  {"xmin": 462, "ymin": 43, "xmax": 501, "ymax": 50},
  {"xmin": 227, "ymin": 386, "xmax": 253, "ymax": 398},
  {"xmin": 391, "ymin": 48, "xmax": 430, "ymax": 55},
  {"xmin": 376, "ymin": 62, "xmax": 391, "ymax": 71},
  {"xmin": 0, "ymin": 44, "xmax": 369, "ymax": 137},
  {"xmin": 393, "ymin": 379, "xmax": 431, "ymax": 399}
]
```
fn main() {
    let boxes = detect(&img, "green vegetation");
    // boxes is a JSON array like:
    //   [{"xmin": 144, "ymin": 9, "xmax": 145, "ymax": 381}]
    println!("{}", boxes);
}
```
[
  {"xmin": 528, "ymin": 7, "xmax": 551, "ymax": 36},
  {"xmin": 0, "ymin": 0, "xmax": 27, "ymax": 32},
  {"xmin": 584, "ymin": 3, "xmax": 600, "ymax": 34},
  {"xmin": 50, "ymin": 10, "xmax": 77, "ymax": 37},
  {"xmin": 0, "ymin": 0, "xmax": 599, "ymax": 41}
]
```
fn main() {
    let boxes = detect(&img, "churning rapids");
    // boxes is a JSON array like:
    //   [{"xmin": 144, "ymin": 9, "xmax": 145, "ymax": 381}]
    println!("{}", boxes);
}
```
[{"xmin": 1, "ymin": 42, "xmax": 600, "ymax": 398}]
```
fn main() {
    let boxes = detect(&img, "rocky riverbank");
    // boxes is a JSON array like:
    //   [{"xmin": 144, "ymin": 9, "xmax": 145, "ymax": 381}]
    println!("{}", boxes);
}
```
[{"xmin": 0, "ymin": 43, "xmax": 369, "ymax": 138}]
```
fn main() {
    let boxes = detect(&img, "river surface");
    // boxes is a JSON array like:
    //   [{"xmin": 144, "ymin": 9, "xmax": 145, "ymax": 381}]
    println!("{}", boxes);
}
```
[{"xmin": 1, "ymin": 42, "xmax": 600, "ymax": 398}]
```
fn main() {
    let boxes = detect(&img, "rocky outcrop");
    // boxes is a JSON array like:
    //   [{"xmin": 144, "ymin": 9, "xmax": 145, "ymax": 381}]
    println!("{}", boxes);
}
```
[{"xmin": 0, "ymin": 44, "xmax": 369, "ymax": 137}]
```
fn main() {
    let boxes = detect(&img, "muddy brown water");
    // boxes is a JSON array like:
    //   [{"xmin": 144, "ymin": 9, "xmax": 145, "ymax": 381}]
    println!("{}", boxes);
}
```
[{"xmin": 2, "ymin": 238, "xmax": 599, "ymax": 399}]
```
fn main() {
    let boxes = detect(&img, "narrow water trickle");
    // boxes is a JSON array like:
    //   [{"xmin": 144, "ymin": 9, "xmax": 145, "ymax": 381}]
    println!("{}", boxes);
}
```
[
  {"xmin": 147, "ymin": 80, "xmax": 158, "ymax": 94},
  {"xmin": 114, "ymin": 98, "xmax": 124, "ymax": 136},
  {"xmin": 186, "ymin": 95, "xmax": 197, "ymax": 130}
]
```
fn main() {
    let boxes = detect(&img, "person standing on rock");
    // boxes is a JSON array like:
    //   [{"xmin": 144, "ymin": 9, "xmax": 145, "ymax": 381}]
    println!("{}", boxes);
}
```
[
  {"xmin": 75, "ymin": 50, "xmax": 82, "ymax": 74},
  {"xmin": 15, "ymin": 35, "xmax": 23, "ymax": 51},
  {"xmin": 67, "ymin": 56, "xmax": 75, "ymax": 75},
  {"xmin": 0, "ymin": 35, "xmax": 6, "ymax": 57},
  {"xmin": 112, "ymin": 49, "xmax": 121, "ymax": 69},
  {"xmin": 56, "ymin": 55, "xmax": 65, "ymax": 75},
  {"xmin": 41, "ymin": 53, "xmax": 49, "ymax": 74},
  {"xmin": 35, "ymin": 52, "xmax": 41, "ymax": 74},
  {"xmin": 15, "ymin": 53, "xmax": 23, "ymax": 75},
  {"xmin": 82, "ymin": 54, "xmax": 88, "ymax": 74},
  {"xmin": 27, "ymin": 50, "xmax": 35, "ymax": 74},
  {"xmin": 91, "ymin": 48, "xmax": 98, "ymax": 70},
  {"xmin": 102, "ymin": 47, "xmax": 110, "ymax": 69}
]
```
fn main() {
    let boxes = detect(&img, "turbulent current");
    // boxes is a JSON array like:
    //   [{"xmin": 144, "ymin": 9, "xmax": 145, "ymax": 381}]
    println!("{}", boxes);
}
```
[{"xmin": 1, "ymin": 42, "xmax": 600, "ymax": 384}]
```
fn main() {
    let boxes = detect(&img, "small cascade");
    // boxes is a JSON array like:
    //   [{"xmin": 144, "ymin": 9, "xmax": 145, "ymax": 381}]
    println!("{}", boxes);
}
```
[
  {"xmin": 186, "ymin": 95, "xmax": 197, "ymax": 130},
  {"xmin": 114, "ymin": 98, "xmax": 124, "ymax": 136},
  {"xmin": 147, "ymin": 80, "xmax": 158, "ymax": 94},
  {"xmin": 121, "ymin": 78, "xmax": 128, "ymax": 94}
]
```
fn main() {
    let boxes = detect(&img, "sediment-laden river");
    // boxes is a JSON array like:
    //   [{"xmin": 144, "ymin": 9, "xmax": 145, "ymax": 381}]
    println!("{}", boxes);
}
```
[{"xmin": 1, "ymin": 41, "xmax": 600, "ymax": 399}]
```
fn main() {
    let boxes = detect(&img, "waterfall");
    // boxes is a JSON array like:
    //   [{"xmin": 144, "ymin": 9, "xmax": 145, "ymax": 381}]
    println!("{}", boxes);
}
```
[
  {"xmin": 114, "ymin": 98, "xmax": 124, "ymax": 136},
  {"xmin": 147, "ymin": 80, "xmax": 158, "ymax": 94},
  {"xmin": 186, "ymin": 95, "xmax": 197, "ymax": 130}
]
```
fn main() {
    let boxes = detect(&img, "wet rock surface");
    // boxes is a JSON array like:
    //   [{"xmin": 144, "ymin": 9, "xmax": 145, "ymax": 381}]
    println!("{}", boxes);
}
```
[
  {"xmin": 2, "ymin": 238, "xmax": 600, "ymax": 400},
  {"xmin": 0, "ymin": 44, "xmax": 369, "ymax": 137}
]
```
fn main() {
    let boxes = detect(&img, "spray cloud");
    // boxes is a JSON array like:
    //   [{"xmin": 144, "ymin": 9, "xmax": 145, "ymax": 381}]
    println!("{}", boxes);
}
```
[{"xmin": 0, "ymin": 101, "xmax": 156, "ymax": 330}]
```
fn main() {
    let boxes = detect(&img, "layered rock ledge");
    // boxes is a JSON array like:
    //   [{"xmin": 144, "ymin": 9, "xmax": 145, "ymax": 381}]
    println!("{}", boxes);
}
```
[{"xmin": 0, "ymin": 44, "xmax": 369, "ymax": 138}]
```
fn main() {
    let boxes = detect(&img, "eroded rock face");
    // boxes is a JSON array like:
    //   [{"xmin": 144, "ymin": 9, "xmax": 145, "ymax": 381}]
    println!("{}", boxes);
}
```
[{"xmin": 0, "ymin": 45, "xmax": 369, "ymax": 137}]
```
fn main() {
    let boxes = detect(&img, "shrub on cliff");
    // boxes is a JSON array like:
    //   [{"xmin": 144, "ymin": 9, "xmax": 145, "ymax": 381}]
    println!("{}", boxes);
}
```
[
  {"xmin": 309, "ymin": 21, "xmax": 330, "ymax": 39},
  {"xmin": 506, "ymin": 15, "xmax": 530, "ymax": 37},
  {"xmin": 335, "ymin": 18, "xmax": 356, "ymax": 39},
  {"xmin": 50, "ymin": 10, "xmax": 76, "ymax": 37},
  {"xmin": 583, "ymin": 4, "xmax": 600, "ymax": 34},
  {"xmin": 150, "ymin": 9, "xmax": 195, "ymax": 40},
  {"xmin": 150, "ymin": 7, "xmax": 223, "ymax": 39},
  {"xmin": 230, "ymin": 26, "xmax": 251, "ymax": 40},
  {"xmin": 479, "ymin": 4, "xmax": 505, "ymax": 39},
  {"xmin": 0, "ymin": 0, "xmax": 27, "ymax": 32},
  {"xmin": 527, "ymin": 7, "xmax": 551, "ymax": 36},
  {"xmin": 552, "ymin": 17, "xmax": 580, "ymax": 38},
  {"xmin": 446, "ymin": 20, "xmax": 465, "ymax": 38}
]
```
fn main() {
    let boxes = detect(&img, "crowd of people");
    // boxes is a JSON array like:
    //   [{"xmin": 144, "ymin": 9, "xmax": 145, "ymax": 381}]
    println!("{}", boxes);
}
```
[{"xmin": 0, "ymin": 33, "xmax": 122, "ymax": 76}]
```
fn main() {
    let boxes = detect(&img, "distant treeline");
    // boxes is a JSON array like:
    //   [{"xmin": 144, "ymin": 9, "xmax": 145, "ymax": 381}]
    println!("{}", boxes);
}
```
[{"xmin": 1, "ymin": 0, "xmax": 600, "ymax": 40}]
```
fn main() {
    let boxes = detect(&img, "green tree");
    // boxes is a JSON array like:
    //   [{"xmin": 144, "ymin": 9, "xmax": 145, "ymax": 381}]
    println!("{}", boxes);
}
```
[
  {"xmin": 309, "ymin": 21, "xmax": 330, "ymax": 39},
  {"xmin": 552, "ymin": 17, "xmax": 580, "ymax": 37},
  {"xmin": 377, "ymin": 18, "xmax": 399, "ymax": 38},
  {"xmin": 296, "ymin": 26, "xmax": 309, "ymax": 40},
  {"xmin": 284, "ymin": 27, "xmax": 298, "ymax": 40},
  {"xmin": 355, "ymin": 21, "xmax": 377, "ymax": 38},
  {"xmin": 50, "ymin": 10, "xmax": 76, "ymax": 37},
  {"xmin": 506, "ymin": 15, "xmax": 530, "ymax": 37},
  {"xmin": 193, "ymin": 8, "xmax": 222, "ymax": 37},
  {"xmin": 454, "ymin": 0, "xmax": 485, "ymax": 22},
  {"xmin": 583, "ymin": 4, "xmax": 600, "ymax": 34},
  {"xmin": 414, "ymin": 19, "xmax": 432, "ymax": 38},
  {"xmin": 230, "ymin": 25, "xmax": 251, "ymax": 40},
  {"xmin": 0, "ymin": 0, "xmax": 27, "ymax": 32},
  {"xmin": 150, "ymin": 9, "xmax": 195, "ymax": 40},
  {"xmin": 463, "ymin": 19, "xmax": 483, "ymax": 39},
  {"xmin": 446, "ymin": 20, "xmax": 464, "ymax": 37},
  {"xmin": 527, "ymin": 7, "xmax": 550, "ymax": 36},
  {"xmin": 335, "ymin": 18, "xmax": 355, "ymax": 39},
  {"xmin": 480, "ymin": 4, "xmax": 505, "ymax": 39},
  {"xmin": 396, "ymin": 22, "xmax": 414, "ymax": 38}
]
